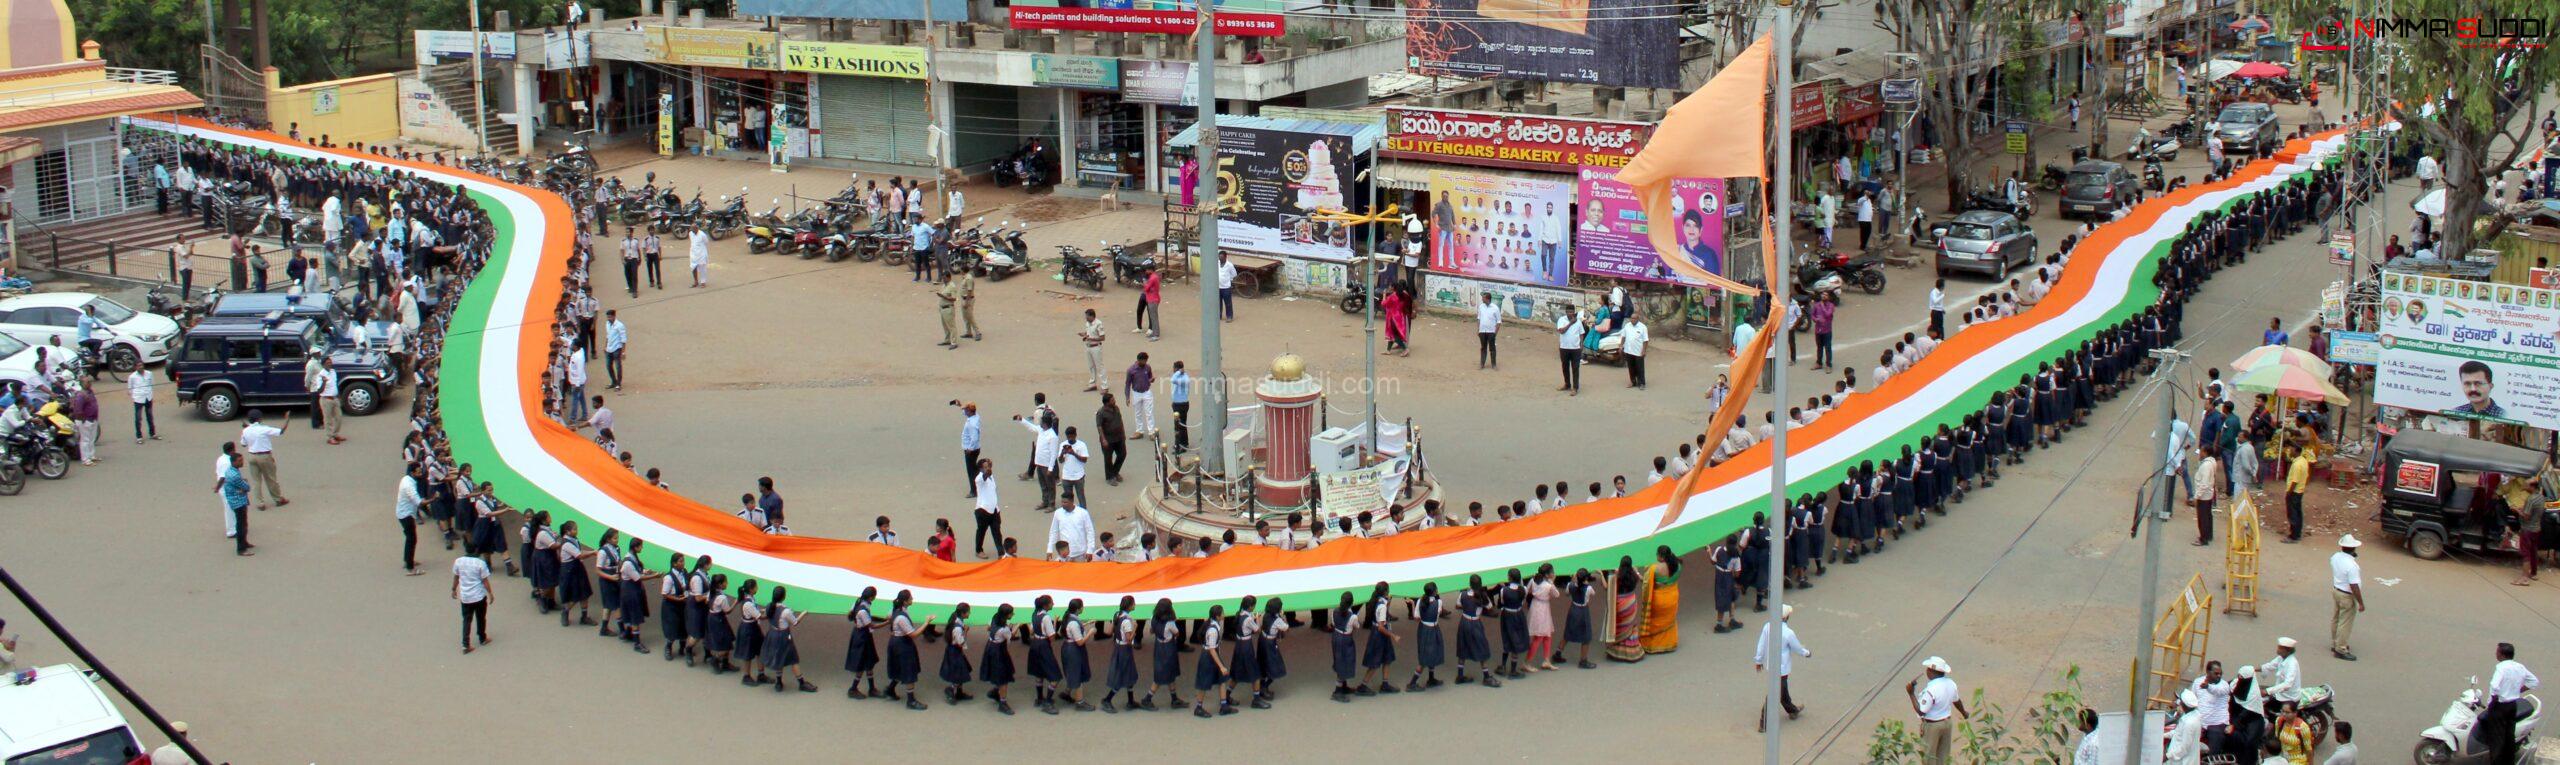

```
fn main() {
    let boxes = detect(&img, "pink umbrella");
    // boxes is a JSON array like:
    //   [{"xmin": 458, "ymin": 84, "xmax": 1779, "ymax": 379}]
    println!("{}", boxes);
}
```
[
  {"xmin": 2232, "ymin": 344, "xmax": 2334, "ymax": 379},
  {"xmin": 2232, "ymin": 361, "xmax": 2350, "ymax": 404},
  {"xmin": 2231, "ymin": 62, "xmax": 2290, "ymax": 79}
]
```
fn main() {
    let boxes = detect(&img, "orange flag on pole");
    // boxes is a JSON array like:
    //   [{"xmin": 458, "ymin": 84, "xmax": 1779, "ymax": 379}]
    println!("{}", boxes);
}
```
[{"xmin": 1617, "ymin": 34, "xmax": 1774, "ymax": 296}]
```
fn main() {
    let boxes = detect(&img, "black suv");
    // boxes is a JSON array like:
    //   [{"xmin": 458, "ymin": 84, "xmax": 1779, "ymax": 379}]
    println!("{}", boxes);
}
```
[{"xmin": 170, "ymin": 314, "xmax": 394, "ymax": 420}]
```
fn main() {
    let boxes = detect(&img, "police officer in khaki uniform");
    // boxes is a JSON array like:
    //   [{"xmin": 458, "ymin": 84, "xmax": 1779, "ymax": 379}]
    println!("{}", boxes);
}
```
[{"xmin": 937, "ymin": 270, "xmax": 964, "ymax": 349}]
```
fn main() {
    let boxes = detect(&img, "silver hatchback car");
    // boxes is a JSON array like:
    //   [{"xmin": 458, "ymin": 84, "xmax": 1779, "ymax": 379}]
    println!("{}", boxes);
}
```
[{"xmin": 1932, "ymin": 210, "xmax": 2038, "ymax": 279}]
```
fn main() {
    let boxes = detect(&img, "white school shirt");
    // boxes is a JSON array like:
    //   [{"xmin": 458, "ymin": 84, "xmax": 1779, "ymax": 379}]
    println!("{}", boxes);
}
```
[
  {"xmin": 1058, "ymin": 439, "xmax": 1089, "ymax": 481},
  {"xmin": 452, "ymin": 556, "xmax": 492, "ymax": 603}
]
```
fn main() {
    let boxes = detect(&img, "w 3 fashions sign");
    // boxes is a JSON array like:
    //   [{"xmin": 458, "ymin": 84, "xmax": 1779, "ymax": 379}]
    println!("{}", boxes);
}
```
[{"xmin": 2374, "ymin": 273, "xmax": 2560, "ymax": 429}]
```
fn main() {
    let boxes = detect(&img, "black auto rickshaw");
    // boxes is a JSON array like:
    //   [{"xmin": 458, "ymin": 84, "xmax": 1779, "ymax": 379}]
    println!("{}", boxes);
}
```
[{"xmin": 2376, "ymin": 430, "xmax": 2552, "ymax": 560}]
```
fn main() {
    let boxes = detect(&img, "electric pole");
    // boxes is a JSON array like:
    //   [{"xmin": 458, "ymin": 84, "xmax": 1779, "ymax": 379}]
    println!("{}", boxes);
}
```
[
  {"xmin": 1193, "ymin": 11, "xmax": 1228, "ymax": 476},
  {"xmin": 2124, "ymin": 347, "xmax": 2183, "ymax": 765}
]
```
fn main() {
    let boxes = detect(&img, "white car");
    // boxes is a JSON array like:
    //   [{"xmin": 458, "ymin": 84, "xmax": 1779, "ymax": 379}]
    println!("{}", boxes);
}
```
[
  {"xmin": 0, "ymin": 664, "xmax": 149, "ymax": 763},
  {"xmin": 0, "ymin": 332, "xmax": 51, "ymax": 391},
  {"xmin": 0, "ymin": 292, "xmax": 180, "ymax": 373}
]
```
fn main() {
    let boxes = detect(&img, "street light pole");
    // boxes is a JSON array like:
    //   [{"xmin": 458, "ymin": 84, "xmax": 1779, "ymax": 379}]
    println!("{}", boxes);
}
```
[
  {"xmin": 1193, "ymin": 12, "xmax": 1228, "ymax": 475},
  {"xmin": 2124, "ymin": 347, "xmax": 2183, "ymax": 765},
  {"xmin": 1762, "ymin": 0, "xmax": 1795, "ymax": 758},
  {"xmin": 469, "ymin": 0, "xmax": 488, "ymax": 156},
  {"xmin": 1363, "ymin": 167, "xmax": 1379, "ymax": 454}
]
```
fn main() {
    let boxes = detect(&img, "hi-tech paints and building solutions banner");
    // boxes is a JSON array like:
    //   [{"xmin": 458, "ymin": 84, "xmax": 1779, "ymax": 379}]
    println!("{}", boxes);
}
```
[
  {"xmin": 1405, "ymin": 0, "xmax": 1680, "ymax": 89},
  {"xmin": 1006, "ymin": 0, "xmax": 1283, "ymax": 36},
  {"xmin": 1425, "ymin": 168, "xmax": 1575, "ymax": 287},
  {"xmin": 1382, "ymin": 107, "xmax": 1650, "ymax": 173},
  {"xmin": 738, "ymin": 0, "xmax": 966, "ymax": 21},
  {"xmin": 1216, "ymin": 125, "xmax": 1359, "ymax": 261},
  {"xmin": 779, "ymin": 40, "xmax": 927, "ymax": 79},
  {"xmin": 2374, "ymin": 272, "xmax": 2560, "ymax": 429},
  {"xmin": 1572, "ymin": 167, "xmax": 1722, "ymax": 286}
]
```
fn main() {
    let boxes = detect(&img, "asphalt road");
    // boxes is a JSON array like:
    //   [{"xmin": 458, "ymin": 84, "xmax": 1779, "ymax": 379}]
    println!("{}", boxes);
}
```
[{"xmin": 2, "ymin": 106, "xmax": 2553, "ymax": 763}]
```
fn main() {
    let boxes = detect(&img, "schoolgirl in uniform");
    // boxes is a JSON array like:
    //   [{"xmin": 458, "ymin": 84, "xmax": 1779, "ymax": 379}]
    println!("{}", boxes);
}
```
[
  {"xmin": 735, "ymin": 579, "xmax": 765, "ymax": 686},
  {"xmin": 554, "ymin": 521, "xmax": 596, "ymax": 626},
  {"xmin": 1145, "ymin": 598, "xmax": 1182, "ymax": 711},
  {"xmin": 1866, "ymin": 462, "xmax": 1894, "ymax": 548},
  {"xmin": 521, "ymin": 511, "xmax": 554, "ymax": 609},
  {"xmin": 617, "ymin": 539, "xmax": 658, "ymax": 651},
  {"xmin": 1919, "ymin": 437, "xmax": 1945, "ymax": 517},
  {"xmin": 980, "ymin": 604, "xmax": 1019, "ymax": 715},
  {"xmin": 1102, "ymin": 596, "xmax": 1140, "ymax": 713},
  {"xmin": 1565, "ymin": 570, "xmax": 1596, "ymax": 669},
  {"xmin": 658, "ymin": 552, "xmax": 691, "ymax": 661},
  {"xmin": 2006, "ymin": 384, "xmax": 2034, "ymax": 464},
  {"xmin": 1710, "ymin": 538, "xmax": 1740, "ymax": 632},
  {"xmin": 843, "ymin": 587, "xmax": 881, "ymax": 698},
  {"xmin": 1455, "ymin": 575, "xmax": 1500, "ymax": 686},
  {"xmin": 764, "ymin": 586, "xmax": 816, "ymax": 693},
  {"xmin": 1892, "ymin": 450, "xmax": 1918, "ymax": 531},
  {"xmin": 466, "ymin": 480, "xmax": 507, "ymax": 571},
  {"xmin": 1404, "ymin": 582, "xmax": 1444, "ymax": 691},
  {"xmin": 885, "ymin": 590, "xmax": 927, "ymax": 710},
  {"xmin": 1497, "ymin": 569, "xmax": 1530, "ymax": 678},
  {"xmin": 1361, "ymin": 583, "xmax": 1400, "ymax": 693},
  {"xmin": 591, "ymin": 529, "xmax": 622, "ymax": 634},
  {"xmin": 1058, "ymin": 599, "xmax": 1094, "ymax": 712},
  {"xmin": 938, "ymin": 603, "xmax": 976, "ymax": 704},
  {"xmin": 682, "ymin": 556, "xmax": 713, "ymax": 666},
  {"xmin": 704, "ymin": 574, "xmax": 736, "ymax": 674},
  {"xmin": 1328, "ymin": 592, "xmax": 1360, "ymax": 701},
  {"xmin": 1191, "ymin": 604, "xmax": 1231, "ymax": 718},
  {"xmin": 1254, "ymin": 597, "xmax": 1287, "ymax": 706},
  {"xmin": 1024, "ymin": 596, "xmax": 1059, "ymax": 714},
  {"xmin": 1226, "ymin": 595, "xmax": 1261, "ymax": 708}
]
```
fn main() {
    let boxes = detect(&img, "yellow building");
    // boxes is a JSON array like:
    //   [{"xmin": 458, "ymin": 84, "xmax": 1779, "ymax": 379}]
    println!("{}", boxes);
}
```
[{"xmin": 0, "ymin": 0, "xmax": 199, "ymax": 224}]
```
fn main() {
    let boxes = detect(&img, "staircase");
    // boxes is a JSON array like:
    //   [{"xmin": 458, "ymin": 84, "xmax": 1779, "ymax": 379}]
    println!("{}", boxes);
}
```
[
  {"xmin": 420, "ymin": 62, "xmax": 517, "ymax": 154},
  {"xmin": 18, "ymin": 208, "xmax": 228, "ymax": 282}
]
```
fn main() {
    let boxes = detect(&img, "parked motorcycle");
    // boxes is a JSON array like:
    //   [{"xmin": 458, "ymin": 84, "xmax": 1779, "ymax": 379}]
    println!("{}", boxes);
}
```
[
  {"xmin": 1057, "ymin": 244, "xmax": 1107, "ymax": 291},
  {"xmin": 1790, "ymin": 250, "xmax": 1847, "ymax": 299},
  {"xmin": 2143, "ymin": 160, "xmax": 2165, "ymax": 192},
  {"xmin": 2036, "ymin": 162, "xmax": 2072, "ymax": 192},
  {"xmin": 0, "ymin": 437, "xmax": 22, "ymax": 495},
  {"xmin": 1110, "ymin": 243, "xmax": 1156, "ymax": 287},
  {"xmin": 704, "ymin": 188, "xmax": 749, "ymax": 240},
  {"xmin": 1814, "ymin": 250, "xmax": 1887, "ymax": 294},
  {"xmin": 6, "ymin": 423, "xmax": 70, "ymax": 481},
  {"xmin": 1960, "ymin": 185, "xmax": 2034, "ymax": 218},
  {"xmin": 1333, "ymin": 254, "xmax": 1401, "ymax": 314},
  {"xmin": 2415, "ymin": 677, "xmax": 2540, "ymax": 765}
]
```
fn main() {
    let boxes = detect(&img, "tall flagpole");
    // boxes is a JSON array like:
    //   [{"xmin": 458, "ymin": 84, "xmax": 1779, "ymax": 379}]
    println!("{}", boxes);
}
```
[
  {"xmin": 1193, "ymin": 9, "xmax": 1228, "ymax": 475},
  {"xmin": 1762, "ymin": 0, "xmax": 1795, "ymax": 759}
]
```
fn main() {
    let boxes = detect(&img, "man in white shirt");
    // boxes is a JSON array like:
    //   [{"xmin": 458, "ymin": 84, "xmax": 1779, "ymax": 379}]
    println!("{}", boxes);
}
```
[
  {"xmin": 1079, "ymin": 309, "xmax": 1107, "ymax": 391},
  {"xmin": 562, "ymin": 350, "xmax": 588, "ymax": 423},
  {"xmin": 1216, "ymin": 254, "xmax": 1237, "ymax": 322},
  {"xmin": 128, "ymin": 367, "xmax": 157, "ymax": 443},
  {"xmin": 2262, "ymin": 637, "xmax": 2303, "ymax": 706},
  {"xmin": 2417, "ymin": 154, "xmax": 2439, "ymax": 191},
  {"xmin": 1056, "ymin": 427, "xmax": 1091, "ymax": 510},
  {"xmin": 2164, "ymin": 689, "xmax": 2206, "ymax": 765},
  {"xmin": 2071, "ymin": 708, "xmax": 2102, "ymax": 765},
  {"xmin": 1536, "ymin": 200, "xmax": 1565, "ymax": 273},
  {"xmin": 866, "ymin": 515, "xmax": 899, "ymax": 547},
  {"xmin": 2331, "ymin": 534, "xmax": 2364, "ymax": 660},
  {"xmin": 1049, "ymin": 501, "xmax": 1097, "ymax": 561},
  {"xmin": 1556, "ymin": 310, "xmax": 1585, "ymax": 395},
  {"xmin": 687, "ymin": 227, "xmax": 711, "ymax": 287},
  {"xmin": 452, "ymin": 553, "xmax": 494, "ymax": 653},
  {"xmin": 1927, "ymin": 279, "xmax": 1946, "ymax": 335},
  {"xmin": 1623, "ymin": 317, "xmax": 1649, "ymax": 389},
  {"xmin": 1817, "ymin": 190, "xmax": 1840, "ymax": 248},
  {"xmin": 1908, "ymin": 657, "xmax": 1969, "ymax": 765},
  {"xmin": 237, "ymin": 410, "xmax": 290, "ymax": 509},
  {"xmin": 396, "ymin": 464, "xmax": 426, "ymax": 575},
  {"xmin": 1855, "ymin": 192, "xmax": 1876, "ymax": 250},
  {"xmin": 1752, "ymin": 605, "xmax": 1810, "ymax": 729},
  {"xmin": 971, "ymin": 458, "xmax": 1001, "ymax": 558},
  {"xmin": 947, "ymin": 188, "xmax": 965, "ymax": 219},
  {"xmin": 2483, "ymin": 642, "xmax": 2538, "ymax": 764},
  {"xmin": 1475, "ymin": 292, "xmax": 1501, "ymax": 370},
  {"xmin": 602, "ymin": 310, "xmax": 627, "ymax": 390},
  {"xmin": 1015, "ymin": 413, "xmax": 1061, "ymax": 510}
]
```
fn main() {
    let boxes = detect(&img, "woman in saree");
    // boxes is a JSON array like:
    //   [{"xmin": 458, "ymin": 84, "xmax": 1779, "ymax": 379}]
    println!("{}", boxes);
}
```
[
  {"xmin": 1640, "ymin": 545, "xmax": 1682, "ymax": 655},
  {"xmin": 1605, "ymin": 556, "xmax": 1647, "ymax": 662}
]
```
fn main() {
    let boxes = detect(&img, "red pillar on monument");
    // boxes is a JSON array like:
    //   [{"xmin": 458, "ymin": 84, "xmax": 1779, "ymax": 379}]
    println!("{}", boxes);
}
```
[{"xmin": 1255, "ymin": 353, "xmax": 1322, "ymax": 508}]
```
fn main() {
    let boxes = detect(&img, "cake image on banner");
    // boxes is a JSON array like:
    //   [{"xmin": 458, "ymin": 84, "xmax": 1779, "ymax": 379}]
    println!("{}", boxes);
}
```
[{"xmin": 1213, "ymin": 124, "xmax": 1360, "ymax": 261}]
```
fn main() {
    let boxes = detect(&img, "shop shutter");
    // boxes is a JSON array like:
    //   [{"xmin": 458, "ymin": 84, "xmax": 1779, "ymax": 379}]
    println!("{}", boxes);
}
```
[{"xmin": 817, "ymin": 75, "xmax": 931, "ymax": 166}]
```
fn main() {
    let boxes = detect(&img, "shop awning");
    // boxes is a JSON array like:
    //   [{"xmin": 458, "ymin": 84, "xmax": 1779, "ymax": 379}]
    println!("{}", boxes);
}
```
[
  {"xmin": 1167, "ymin": 114, "xmax": 1384, "ymax": 156},
  {"xmin": 1372, "ymin": 160, "xmax": 1568, "ymax": 192},
  {"xmin": 0, "ymin": 135, "xmax": 40, "ymax": 167}
]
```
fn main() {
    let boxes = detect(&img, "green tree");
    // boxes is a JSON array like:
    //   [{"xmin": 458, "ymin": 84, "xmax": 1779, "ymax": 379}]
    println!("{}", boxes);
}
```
[
  {"xmin": 70, "ymin": 0, "xmax": 595, "ymax": 84},
  {"xmin": 1868, "ymin": 665, "xmax": 2088, "ymax": 764}
]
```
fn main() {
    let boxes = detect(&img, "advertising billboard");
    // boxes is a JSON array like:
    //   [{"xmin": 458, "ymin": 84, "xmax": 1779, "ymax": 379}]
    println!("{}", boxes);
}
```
[
  {"xmin": 1423, "ymin": 169, "xmax": 1576, "ymax": 287},
  {"xmin": 779, "ymin": 40, "xmax": 927, "ymax": 78},
  {"xmin": 737, "ymin": 0, "xmax": 966, "ymax": 22},
  {"xmin": 1405, "ymin": 0, "xmax": 1680, "ymax": 88},
  {"xmin": 1123, "ymin": 61, "xmax": 1198, "ymax": 106},
  {"xmin": 1381, "ymin": 107, "xmax": 1650, "ymax": 173},
  {"xmin": 1214, "ymin": 125, "xmax": 1361, "ymax": 261},
  {"xmin": 1572, "ymin": 167, "xmax": 1723, "ymax": 286},
  {"xmin": 1006, "ymin": 0, "xmax": 1283, "ymax": 36},
  {"xmin": 2375, "ymin": 272, "xmax": 2560, "ymax": 429},
  {"xmin": 417, "ymin": 30, "xmax": 515, "ymax": 62},
  {"xmin": 651, "ymin": 27, "xmax": 778, "ymax": 68}
]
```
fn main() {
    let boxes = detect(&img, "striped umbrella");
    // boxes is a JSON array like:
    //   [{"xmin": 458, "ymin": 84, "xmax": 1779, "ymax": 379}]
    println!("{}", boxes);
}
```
[
  {"xmin": 2232, "ymin": 343, "xmax": 2334, "ymax": 379},
  {"xmin": 2230, "ymin": 360, "xmax": 2351, "ymax": 403}
]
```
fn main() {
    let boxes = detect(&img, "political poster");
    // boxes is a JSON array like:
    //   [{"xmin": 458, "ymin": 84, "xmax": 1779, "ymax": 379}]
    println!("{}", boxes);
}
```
[
  {"xmin": 1214, "ymin": 125, "xmax": 1361, "ymax": 262},
  {"xmin": 1405, "ymin": 0, "xmax": 1680, "ymax": 88},
  {"xmin": 1122, "ymin": 61, "xmax": 1197, "ymax": 106},
  {"xmin": 2374, "ymin": 272, "xmax": 2560, "ymax": 429},
  {"xmin": 1422, "ymin": 169, "xmax": 1574, "ymax": 287},
  {"xmin": 1571, "ymin": 167, "xmax": 1723, "ymax": 287}
]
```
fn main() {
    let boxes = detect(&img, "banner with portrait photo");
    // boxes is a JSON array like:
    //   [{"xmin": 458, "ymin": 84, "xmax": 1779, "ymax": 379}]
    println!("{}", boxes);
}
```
[
  {"xmin": 1214, "ymin": 125, "xmax": 1361, "ymax": 262},
  {"xmin": 1406, "ymin": 0, "xmax": 1681, "ymax": 88},
  {"xmin": 2374, "ymin": 272, "xmax": 2560, "ymax": 429},
  {"xmin": 1423, "ymin": 169, "xmax": 1574, "ymax": 286},
  {"xmin": 1571, "ymin": 167, "xmax": 1722, "ymax": 287}
]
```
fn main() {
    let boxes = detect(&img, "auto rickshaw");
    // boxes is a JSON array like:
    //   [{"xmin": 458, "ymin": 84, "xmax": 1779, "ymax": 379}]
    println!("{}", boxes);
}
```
[{"xmin": 2375, "ymin": 430, "xmax": 2551, "ymax": 560}]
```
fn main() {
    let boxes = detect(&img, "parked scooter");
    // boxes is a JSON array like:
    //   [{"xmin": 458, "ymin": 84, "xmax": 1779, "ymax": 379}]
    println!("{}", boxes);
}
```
[
  {"xmin": 6, "ymin": 422, "xmax": 70, "ymax": 481},
  {"xmin": 2415, "ymin": 677, "xmax": 2540, "ymax": 765},
  {"xmin": 2123, "ymin": 128, "xmax": 2179, "ymax": 162},
  {"xmin": 744, "ymin": 200, "xmax": 788, "ymax": 254},
  {"xmin": 1960, "ymin": 185, "xmax": 2034, "ymax": 218},
  {"xmin": 968, "ymin": 220, "xmax": 1031, "ymax": 280}
]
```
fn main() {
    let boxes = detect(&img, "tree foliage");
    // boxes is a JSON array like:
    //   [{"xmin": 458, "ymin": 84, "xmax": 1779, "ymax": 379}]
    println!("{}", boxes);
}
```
[
  {"xmin": 1868, "ymin": 665, "xmax": 2088, "ymax": 765},
  {"xmin": 67, "ymin": 0, "xmax": 637, "ymax": 84}
]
